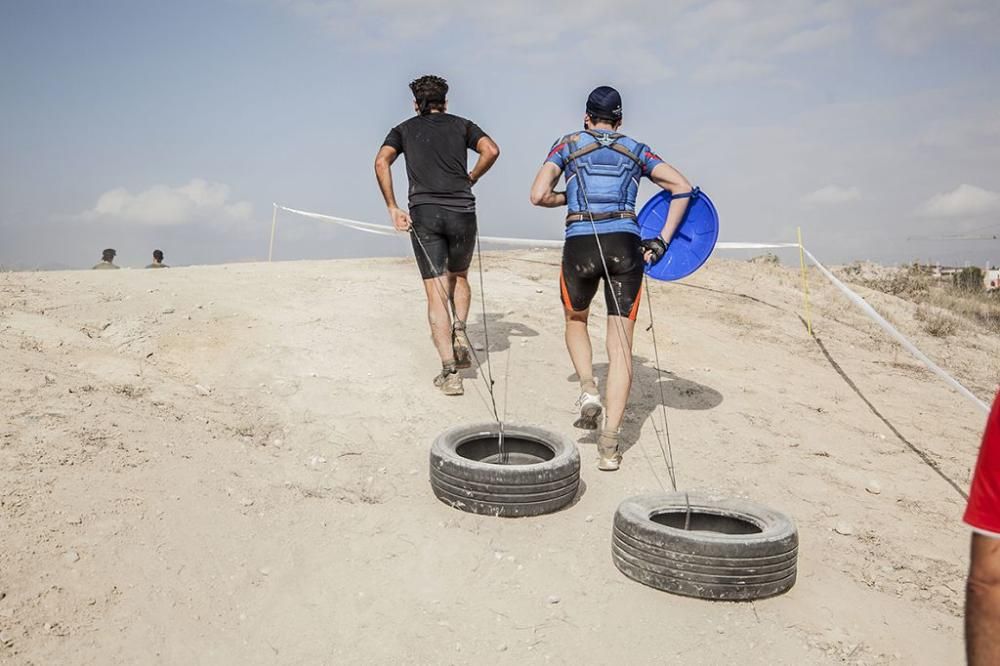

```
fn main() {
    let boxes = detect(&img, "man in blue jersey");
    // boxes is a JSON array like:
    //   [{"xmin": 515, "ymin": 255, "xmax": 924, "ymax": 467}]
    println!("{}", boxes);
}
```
[{"xmin": 529, "ymin": 86, "xmax": 693, "ymax": 471}]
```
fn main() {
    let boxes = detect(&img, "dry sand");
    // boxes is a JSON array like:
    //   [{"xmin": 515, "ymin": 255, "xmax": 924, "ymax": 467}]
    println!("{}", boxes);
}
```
[{"xmin": 1, "ymin": 251, "xmax": 997, "ymax": 665}]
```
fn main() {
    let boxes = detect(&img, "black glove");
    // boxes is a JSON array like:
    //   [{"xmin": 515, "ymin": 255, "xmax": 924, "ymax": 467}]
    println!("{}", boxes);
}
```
[{"xmin": 641, "ymin": 237, "xmax": 668, "ymax": 265}]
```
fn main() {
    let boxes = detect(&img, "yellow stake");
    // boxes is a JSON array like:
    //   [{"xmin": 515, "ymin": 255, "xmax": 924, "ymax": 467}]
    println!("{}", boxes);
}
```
[{"xmin": 797, "ymin": 226, "xmax": 813, "ymax": 336}]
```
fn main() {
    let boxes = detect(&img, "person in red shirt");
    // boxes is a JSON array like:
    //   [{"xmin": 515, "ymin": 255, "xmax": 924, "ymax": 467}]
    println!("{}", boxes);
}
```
[{"xmin": 965, "ymin": 392, "xmax": 1000, "ymax": 665}]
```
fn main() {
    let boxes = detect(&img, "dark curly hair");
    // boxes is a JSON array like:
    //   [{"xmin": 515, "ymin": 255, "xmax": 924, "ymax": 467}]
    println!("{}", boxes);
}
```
[{"xmin": 409, "ymin": 75, "xmax": 448, "ymax": 115}]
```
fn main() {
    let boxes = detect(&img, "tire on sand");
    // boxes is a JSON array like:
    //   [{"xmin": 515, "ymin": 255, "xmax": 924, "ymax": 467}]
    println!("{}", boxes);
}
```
[
  {"xmin": 612, "ymin": 493, "xmax": 798, "ymax": 600},
  {"xmin": 430, "ymin": 423, "xmax": 581, "ymax": 517}
]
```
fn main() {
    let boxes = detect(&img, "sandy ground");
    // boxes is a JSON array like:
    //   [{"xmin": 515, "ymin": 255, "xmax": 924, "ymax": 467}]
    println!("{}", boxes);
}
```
[{"xmin": 1, "ymin": 251, "xmax": 997, "ymax": 665}]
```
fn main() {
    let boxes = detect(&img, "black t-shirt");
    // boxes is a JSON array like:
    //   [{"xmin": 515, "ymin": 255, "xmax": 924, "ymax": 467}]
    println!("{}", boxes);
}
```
[{"xmin": 382, "ymin": 113, "xmax": 488, "ymax": 211}]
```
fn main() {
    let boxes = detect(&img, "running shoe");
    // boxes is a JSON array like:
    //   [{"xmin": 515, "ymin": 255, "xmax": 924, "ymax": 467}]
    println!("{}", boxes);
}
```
[
  {"xmin": 574, "ymin": 390, "xmax": 603, "ymax": 430},
  {"xmin": 597, "ymin": 429, "xmax": 621, "ymax": 471},
  {"xmin": 440, "ymin": 370, "xmax": 464, "ymax": 396}
]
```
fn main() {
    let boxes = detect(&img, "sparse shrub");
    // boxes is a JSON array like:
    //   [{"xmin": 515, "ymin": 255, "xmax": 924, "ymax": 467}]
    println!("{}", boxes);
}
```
[
  {"xmin": 928, "ymin": 287, "xmax": 1000, "ymax": 336},
  {"xmin": 953, "ymin": 267, "xmax": 984, "ymax": 293},
  {"xmin": 842, "ymin": 261, "xmax": 929, "ymax": 298},
  {"xmin": 914, "ymin": 305, "xmax": 958, "ymax": 337},
  {"xmin": 842, "ymin": 261, "xmax": 999, "ymax": 336}
]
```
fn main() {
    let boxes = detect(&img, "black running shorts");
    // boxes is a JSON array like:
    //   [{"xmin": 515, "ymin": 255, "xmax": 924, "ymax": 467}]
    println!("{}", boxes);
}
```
[
  {"xmin": 560, "ymin": 232, "xmax": 644, "ymax": 319},
  {"xmin": 409, "ymin": 205, "xmax": 477, "ymax": 279}
]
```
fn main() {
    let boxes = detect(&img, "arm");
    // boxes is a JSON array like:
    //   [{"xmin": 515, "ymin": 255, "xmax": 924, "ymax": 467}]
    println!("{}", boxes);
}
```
[
  {"xmin": 648, "ymin": 161, "xmax": 693, "ymax": 246},
  {"xmin": 529, "ymin": 162, "xmax": 566, "ymax": 208},
  {"xmin": 468, "ymin": 136, "xmax": 500, "ymax": 185},
  {"xmin": 374, "ymin": 145, "xmax": 411, "ymax": 231},
  {"xmin": 968, "ymin": 533, "xmax": 1000, "ymax": 665}
]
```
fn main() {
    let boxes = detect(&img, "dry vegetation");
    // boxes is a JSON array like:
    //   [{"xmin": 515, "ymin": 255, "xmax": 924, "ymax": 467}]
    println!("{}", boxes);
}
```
[
  {"xmin": 913, "ymin": 304, "xmax": 959, "ymax": 338},
  {"xmin": 841, "ymin": 261, "xmax": 1000, "ymax": 336}
]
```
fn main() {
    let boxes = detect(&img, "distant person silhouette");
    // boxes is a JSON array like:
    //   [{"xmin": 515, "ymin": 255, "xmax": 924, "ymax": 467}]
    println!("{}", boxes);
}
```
[
  {"xmin": 146, "ymin": 249, "xmax": 168, "ymax": 269},
  {"xmin": 92, "ymin": 248, "xmax": 119, "ymax": 270}
]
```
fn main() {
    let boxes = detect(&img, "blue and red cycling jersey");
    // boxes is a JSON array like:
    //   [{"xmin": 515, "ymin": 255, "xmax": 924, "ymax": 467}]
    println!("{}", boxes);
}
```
[{"xmin": 545, "ymin": 129, "xmax": 664, "ymax": 239}]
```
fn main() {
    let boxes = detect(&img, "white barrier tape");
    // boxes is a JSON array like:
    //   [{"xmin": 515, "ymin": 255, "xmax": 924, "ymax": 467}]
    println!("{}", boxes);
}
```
[
  {"xmin": 719, "ymin": 242, "xmax": 800, "ymax": 249},
  {"xmin": 275, "ymin": 205, "xmax": 795, "ymax": 250},
  {"xmin": 802, "ymin": 248, "xmax": 990, "ymax": 414},
  {"xmin": 277, "ymin": 206, "xmax": 397, "ymax": 237}
]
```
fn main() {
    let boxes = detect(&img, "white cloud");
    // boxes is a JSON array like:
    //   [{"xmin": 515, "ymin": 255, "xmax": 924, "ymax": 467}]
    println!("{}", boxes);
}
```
[
  {"xmin": 693, "ymin": 60, "xmax": 774, "ymax": 83},
  {"xmin": 917, "ymin": 184, "xmax": 1000, "ymax": 217},
  {"xmin": 876, "ymin": 0, "xmax": 999, "ymax": 55},
  {"xmin": 918, "ymin": 112, "xmax": 1000, "ymax": 150},
  {"xmin": 274, "ymin": 0, "xmax": 852, "ymax": 84},
  {"xmin": 776, "ymin": 22, "xmax": 851, "ymax": 54},
  {"xmin": 274, "ymin": 0, "xmax": 997, "ymax": 84},
  {"xmin": 82, "ymin": 179, "xmax": 253, "ymax": 226},
  {"xmin": 801, "ymin": 185, "xmax": 862, "ymax": 206}
]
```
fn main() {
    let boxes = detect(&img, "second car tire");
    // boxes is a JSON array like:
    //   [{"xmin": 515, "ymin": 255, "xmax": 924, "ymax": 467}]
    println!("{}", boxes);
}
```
[{"xmin": 612, "ymin": 493, "xmax": 798, "ymax": 600}]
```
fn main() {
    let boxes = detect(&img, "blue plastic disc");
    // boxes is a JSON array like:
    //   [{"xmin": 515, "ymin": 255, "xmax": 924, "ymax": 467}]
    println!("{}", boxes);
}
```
[{"xmin": 638, "ymin": 189, "xmax": 719, "ymax": 281}]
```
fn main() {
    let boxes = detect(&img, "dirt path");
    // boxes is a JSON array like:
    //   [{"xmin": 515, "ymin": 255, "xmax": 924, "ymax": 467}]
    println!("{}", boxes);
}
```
[{"xmin": 1, "ymin": 253, "xmax": 995, "ymax": 664}]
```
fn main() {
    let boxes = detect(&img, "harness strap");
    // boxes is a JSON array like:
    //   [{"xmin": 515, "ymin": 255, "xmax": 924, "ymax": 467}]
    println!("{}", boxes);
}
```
[
  {"xmin": 582, "ymin": 129, "xmax": 624, "ymax": 141},
  {"xmin": 669, "ymin": 186, "xmax": 701, "ymax": 200},
  {"xmin": 608, "ymin": 143, "xmax": 644, "ymax": 169},
  {"xmin": 563, "ymin": 131, "xmax": 643, "ymax": 225},
  {"xmin": 565, "ymin": 141, "xmax": 603, "ymax": 163},
  {"xmin": 565, "ymin": 131, "xmax": 644, "ymax": 169},
  {"xmin": 565, "ymin": 210, "xmax": 637, "ymax": 225}
]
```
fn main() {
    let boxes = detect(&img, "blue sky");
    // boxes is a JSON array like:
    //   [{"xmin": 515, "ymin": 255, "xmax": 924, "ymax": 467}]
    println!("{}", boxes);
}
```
[{"xmin": 2, "ymin": 0, "xmax": 999, "ymax": 269}]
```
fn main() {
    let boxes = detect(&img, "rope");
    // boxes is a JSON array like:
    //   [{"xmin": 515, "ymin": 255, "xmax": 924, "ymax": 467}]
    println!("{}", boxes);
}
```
[
  {"xmin": 409, "ymin": 223, "xmax": 506, "ymax": 456},
  {"xmin": 473, "ymin": 226, "xmax": 506, "ymax": 460},
  {"xmin": 643, "ymin": 275, "xmax": 679, "ymax": 490}
]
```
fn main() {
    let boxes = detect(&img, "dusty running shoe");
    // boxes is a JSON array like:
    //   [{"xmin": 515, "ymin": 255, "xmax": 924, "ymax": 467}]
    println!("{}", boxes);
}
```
[
  {"xmin": 452, "ymin": 321, "xmax": 472, "ymax": 370},
  {"xmin": 434, "ymin": 362, "xmax": 458, "ymax": 388},
  {"xmin": 440, "ymin": 370, "xmax": 464, "ymax": 396},
  {"xmin": 597, "ymin": 429, "xmax": 621, "ymax": 471},
  {"xmin": 573, "ymin": 384, "xmax": 603, "ymax": 430}
]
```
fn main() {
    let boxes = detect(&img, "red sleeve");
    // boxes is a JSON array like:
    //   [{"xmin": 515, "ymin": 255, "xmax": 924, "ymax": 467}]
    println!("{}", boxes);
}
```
[
  {"xmin": 639, "ymin": 144, "xmax": 664, "ymax": 177},
  {"xmin": 545, "ymin": 138, "xmax": 568, "ymax": 170},
  {"xmin": 964, "ymin": 392, "xmax": 1000, "ymax": 534}
]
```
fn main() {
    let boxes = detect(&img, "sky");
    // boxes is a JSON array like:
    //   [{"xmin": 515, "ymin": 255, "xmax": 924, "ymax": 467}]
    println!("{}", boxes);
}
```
[{"xmin": 1, "ymin": 0, "xmax": 999, "ymax": 270}]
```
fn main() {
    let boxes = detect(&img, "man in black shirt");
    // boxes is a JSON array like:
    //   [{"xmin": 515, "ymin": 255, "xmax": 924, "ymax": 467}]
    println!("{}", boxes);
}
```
[{"xmin": 375, "ymin": 75, "xmax": 500, "ymax": 396}]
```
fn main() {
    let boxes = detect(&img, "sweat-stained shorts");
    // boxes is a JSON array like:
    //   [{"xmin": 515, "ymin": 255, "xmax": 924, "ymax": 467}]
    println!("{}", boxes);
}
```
[
  {"xmin": 559, "ymin": 231, "xmax": 644, "ymax": 319},
  {"xmin": 409, "ymin": 204, "xmax": 477, "ymax": 279}
]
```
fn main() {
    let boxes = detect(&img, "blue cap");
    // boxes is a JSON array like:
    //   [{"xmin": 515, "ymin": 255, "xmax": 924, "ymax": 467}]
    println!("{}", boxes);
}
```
[{"xmin": 586, "ymin": 86, "xmax": 622, "ymax": 121}]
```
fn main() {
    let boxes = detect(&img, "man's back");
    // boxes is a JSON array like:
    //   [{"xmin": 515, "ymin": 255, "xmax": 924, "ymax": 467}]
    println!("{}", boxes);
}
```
[
  {"xmin": 548, "ymin": 129, "xmax": 661, "ymax": 212},
  {"xmin": 546, "ymin": 128, "xmax": 663, "ymax": 238},
  {"xmin": 92, "ymin": 262, "xmax": 119, "ymax": 270},
  {"xmin": 382, "ymin": 112, "xmax": 486, "ymax": 211}
]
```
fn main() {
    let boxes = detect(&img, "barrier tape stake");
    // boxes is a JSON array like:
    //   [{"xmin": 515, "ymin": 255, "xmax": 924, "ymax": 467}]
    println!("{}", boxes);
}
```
[
  {"xmin": 268, "ymin": 203, "xmax": 278, "ymax": 263},
  {"xmin": 797, "ymin": 226, "xmax": 813, "ymax": 336}
]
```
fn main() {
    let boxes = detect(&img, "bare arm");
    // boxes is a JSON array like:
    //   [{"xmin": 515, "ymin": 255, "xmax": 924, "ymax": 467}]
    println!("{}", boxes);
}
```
[
  {"xmin": 374, "ymin": 145, "xmax": 411, "ymax": 231},
  {"xmin": 967, "ymin": 533, "xmax": 1000, "ymax": 665},
  {"xmin": 469, "ymin": 136, "xmax": 500, "ymax": 185},
  {"xmin": 529, "ymin": 162, "xmax": 567, "ymax": 208},
  {"xmin": 648, "ymin": 161, "xmax": 693, "ymax": 247}
]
